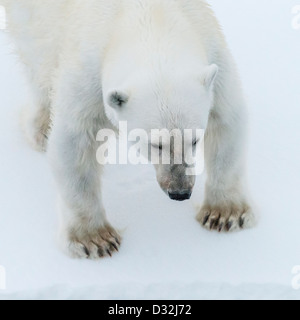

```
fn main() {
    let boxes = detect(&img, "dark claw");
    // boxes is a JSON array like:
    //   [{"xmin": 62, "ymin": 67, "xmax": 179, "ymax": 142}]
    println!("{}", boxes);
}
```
[
  {"xmin": 109, "ymin": 232, "xmax": 121, "ymax": 246},
  {"xmin": 203, "ymin": 214, "xmax": 210, "ymax": 226},
  {"xmin": 107, "ymin": 249, "xmax": 112, "ymax": 257},
  {"xmin": 225, "ymin": 221, "xmax": 233, "ymax": 231},
  {"xmin": 210, "ymin": 219, "xmax": 215, "ymax": 230},
  {"xmin": 110, "ymin": 242, "xmax": 119, "ymax": 252},
  {"xmin": 239, "ymin": 217, "xmax": 244, "ymax": 228},
  {"xmin": 213, "ymin": 216, "xmax": 221, "ymax": 228},
  {"xmin": 218, "ymin": 223, "xmax": 224, "ymax": 232},
  {"xmin": 83, "ymin": 246, "xmax": 90, "ymax": 257}
]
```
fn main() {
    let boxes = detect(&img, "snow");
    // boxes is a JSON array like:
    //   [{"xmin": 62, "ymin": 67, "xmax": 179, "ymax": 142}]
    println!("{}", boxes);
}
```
[
  {"xmin": 1, "ymin": 283, "xmax": 300, "ymax": 300},
  {"xmin": 0, "ymin": 0, "xmax": 300, "ymax": 300}
]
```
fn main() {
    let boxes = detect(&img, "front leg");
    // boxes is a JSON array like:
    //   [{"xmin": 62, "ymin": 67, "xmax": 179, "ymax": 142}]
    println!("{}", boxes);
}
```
[
  {"xmin": 197, "ymin": 64, "xmax": 255, "ymax": 232},
  {"xmin": 48, "ymin": 72, "xmax": 121, "ymax": 259}
]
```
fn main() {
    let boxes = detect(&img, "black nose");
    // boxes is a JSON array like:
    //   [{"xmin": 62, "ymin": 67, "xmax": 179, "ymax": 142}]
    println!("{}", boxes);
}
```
[{"xmin": 168, "ymin": 191, "xmax": 192, "ymax": 201}]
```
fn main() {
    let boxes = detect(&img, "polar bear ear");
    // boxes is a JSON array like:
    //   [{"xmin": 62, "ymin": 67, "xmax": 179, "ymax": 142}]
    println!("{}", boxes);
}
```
[
  {"xmin": 200, "ymin": 64, "xmax": 219, "ymax": 90},
  {"xmin": 108, "ymin": 91, "xmax": 129, "ymax": 109}
]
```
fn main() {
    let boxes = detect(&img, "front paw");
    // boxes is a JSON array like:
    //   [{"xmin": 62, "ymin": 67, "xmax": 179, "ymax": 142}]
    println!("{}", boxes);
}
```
[
  {"xmin": 64, "ymin": 225, "xmax": 121, "ymax": 260},
  {"xmin": 196, "ymin": 203, "xmax": 255, "ymax": 232}
]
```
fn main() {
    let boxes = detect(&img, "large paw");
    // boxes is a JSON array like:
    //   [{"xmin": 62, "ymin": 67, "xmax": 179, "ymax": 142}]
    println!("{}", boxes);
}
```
[
  {"xmin": 66, "ymin": 225, "xmax": 121, "ymax": 260},
  {"xmin": 196, "ymin": 203, "xmax": 255, "ymax": 232}
]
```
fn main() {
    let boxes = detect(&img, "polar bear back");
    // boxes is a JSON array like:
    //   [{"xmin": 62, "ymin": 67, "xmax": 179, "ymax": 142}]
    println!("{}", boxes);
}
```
[{"xmin": 3, "ymin": 0, "xmax": 226, "ymax": 92}]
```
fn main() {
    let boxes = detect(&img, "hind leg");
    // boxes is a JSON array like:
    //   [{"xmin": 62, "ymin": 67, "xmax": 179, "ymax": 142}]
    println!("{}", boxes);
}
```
[{"xmin": 21, "ymin": 88, "xmax": 51, "ymax": 152}]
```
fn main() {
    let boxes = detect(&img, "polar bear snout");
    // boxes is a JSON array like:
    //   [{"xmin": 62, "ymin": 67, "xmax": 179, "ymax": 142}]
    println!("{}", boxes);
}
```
[{"xmin": 156, "ymin": 164, "xmax": 195, "ymax": 201}]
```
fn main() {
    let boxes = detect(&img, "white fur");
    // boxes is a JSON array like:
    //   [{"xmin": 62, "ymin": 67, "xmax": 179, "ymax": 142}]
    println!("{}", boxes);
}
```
[{"xmin": 4, "ymin": 0, "xmax": 255, "ymax": 259}]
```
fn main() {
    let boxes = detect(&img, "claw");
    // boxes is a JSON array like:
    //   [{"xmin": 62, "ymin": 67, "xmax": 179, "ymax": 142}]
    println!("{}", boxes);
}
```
[
  {"xmin": 218, "ymin": 223, "xmax": 224, "ymax": 232},
  {"xmin": 109, "ymin": 232, "xmax": 121, "ymax": 246},
  {"xmin": 225, "ymin": 221, "xmax": 233, "ymax": 231},
  {"xmin": 213, "ymin": 215, "xmax": 220, "ymax": 228},
  {"xmin": 203, "ymin": 214, "xmax": 210, "ymax": 226},
  {"xmin": 209, "ymin": 219, "xmax": 215, "ymax": 229},
  {"xmin": 107, "ymin": 249, "xmax": 112, "ymax": 257},
  {"xmin": 110, "ymin": 242, "xmax": 119, "ymax": 252},
  {"xmin": 83, "ymin": 246, "xmax": 90, "ymax": 257},
  {"xmin": 239, "ymin": 217, "xmax": 245, "ymax": 228}
]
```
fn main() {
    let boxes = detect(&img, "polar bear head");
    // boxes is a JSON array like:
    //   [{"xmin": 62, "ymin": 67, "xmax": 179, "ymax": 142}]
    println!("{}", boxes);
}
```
[{"xmin": 104, "ymin": 65, "xmax": 218, "ymax": 201}]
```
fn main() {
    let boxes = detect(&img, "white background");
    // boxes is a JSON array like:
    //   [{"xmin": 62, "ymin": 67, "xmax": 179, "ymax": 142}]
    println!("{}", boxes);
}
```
[
  {"xmin": 0, "ymin": 6, "xmax": 5, "ymax": 30},
  {"xmin": 0, "ymin": 1, "xmax": 300, "ymax": 299}
]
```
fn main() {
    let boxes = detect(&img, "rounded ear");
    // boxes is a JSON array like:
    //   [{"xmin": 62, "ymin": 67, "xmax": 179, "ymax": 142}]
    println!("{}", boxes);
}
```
[
  {"xmin": 108, "ymin": 91, "xmax": 129, "ymax": 108},
  {"xmin": 200, "ymin": 64, "xmax": 219, "ymax": 90}
]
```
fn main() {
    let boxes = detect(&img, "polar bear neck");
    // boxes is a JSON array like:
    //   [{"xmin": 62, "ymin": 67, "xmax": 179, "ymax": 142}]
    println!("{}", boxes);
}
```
[{"xmin": 102, "ymin": 0, "xmax": 209, "ymax": 90}]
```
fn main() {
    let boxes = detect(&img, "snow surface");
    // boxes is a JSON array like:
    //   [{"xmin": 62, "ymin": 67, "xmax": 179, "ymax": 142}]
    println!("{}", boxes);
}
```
[{"xmin": 0, "ymin": 0, "xmax": 300, "ymax": 300}]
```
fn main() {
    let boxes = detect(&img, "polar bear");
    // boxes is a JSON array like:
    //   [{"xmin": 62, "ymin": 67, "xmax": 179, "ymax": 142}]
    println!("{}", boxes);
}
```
[{"xmin": 3, "ymin": 0, "xmax": 255, "ymax": 259}]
